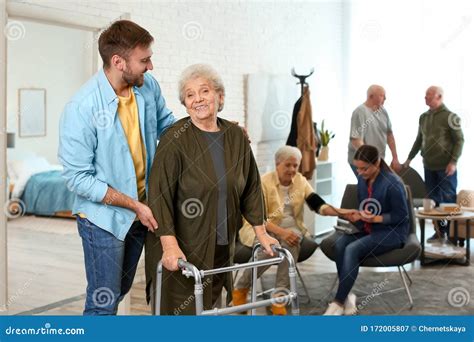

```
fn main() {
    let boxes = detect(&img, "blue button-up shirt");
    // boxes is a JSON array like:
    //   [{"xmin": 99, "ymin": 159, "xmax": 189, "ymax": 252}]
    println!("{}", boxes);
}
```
[{"xmin": 58, "ymin": 69, "xmax": 175, "ymax": 240}]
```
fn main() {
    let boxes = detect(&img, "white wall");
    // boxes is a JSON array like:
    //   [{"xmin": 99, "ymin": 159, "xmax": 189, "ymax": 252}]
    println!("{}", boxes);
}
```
[
  {"xmin": 345, "ymin": 0, "xmax": 474, "ymax": 191},
  {"xmin": 10, "ymin": 0, "xmax": 347, "ymax": 199},
  {"xmin": 7, "ymin": 20, "xmax": 93, "ymax": 163},
  {"xmin": 9, "ymin": 0, "xmax": 472, "ymax": 199},
  {"xmin": 144, "ymin": 0, "xmax": 346, "ymax": 197}
]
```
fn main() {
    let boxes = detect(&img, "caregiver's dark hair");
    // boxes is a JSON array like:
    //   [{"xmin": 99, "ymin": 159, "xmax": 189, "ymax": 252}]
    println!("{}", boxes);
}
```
[{"xmin": 354, "ymin": 145, "xmax": 391, "ymax": 172}]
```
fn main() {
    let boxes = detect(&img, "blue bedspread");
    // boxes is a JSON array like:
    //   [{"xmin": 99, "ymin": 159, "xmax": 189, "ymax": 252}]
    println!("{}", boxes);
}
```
[{"xmin": 21, "ymin": 170, "xmax": 75, "ymax": 216}]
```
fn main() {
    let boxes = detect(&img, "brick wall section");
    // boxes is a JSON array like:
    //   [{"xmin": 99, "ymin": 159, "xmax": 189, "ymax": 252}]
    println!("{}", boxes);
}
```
[{"xmin": 21, "ymin": 0, "xmax": 344, "ymax": 172}]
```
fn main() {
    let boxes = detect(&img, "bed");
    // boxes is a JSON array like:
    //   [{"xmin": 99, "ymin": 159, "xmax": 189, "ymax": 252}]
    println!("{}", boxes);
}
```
[{"xmin": 7, "ymin": 155, "xmax": 75, "ymax": 218}]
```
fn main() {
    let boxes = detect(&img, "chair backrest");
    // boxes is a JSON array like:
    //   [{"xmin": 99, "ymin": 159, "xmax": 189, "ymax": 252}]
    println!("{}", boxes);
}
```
[
  {"xmin": 457, "ymin": 190, "xmax": 474, "ymax": 207},
  {"xmin": 405, "ymin": 186, "xmax": 416, "ymax": 235},
  {"xmin": 397, "ymin": 166, "xmax": 426, "ymax": 200},
  {"xmin": 340, "ymin": 183, "xmax": 416, "ymax": 235},
  {"xmin": 340, "ymin": 184, "xmax": 358, "ymax": 209}
]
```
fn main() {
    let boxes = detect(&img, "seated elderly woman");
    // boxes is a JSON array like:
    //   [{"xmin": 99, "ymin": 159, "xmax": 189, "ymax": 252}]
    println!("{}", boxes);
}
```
[
  {"xmin": 234, "ymin": 145, "xmax": 358, "ymax": 315},
  {"xmin": 145, "ymin": 64, "xmax": 278, "ymax": 315},
  {"xmin": 323, "ymin": 144, "xmax": 409, "ymax": 315}
]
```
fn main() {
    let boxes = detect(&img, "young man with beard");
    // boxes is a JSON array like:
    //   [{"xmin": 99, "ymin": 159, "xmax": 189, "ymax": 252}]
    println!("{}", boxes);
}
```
[{"xmin": 58, "ymin": 20, "xmax": 175, "ymax": 315}]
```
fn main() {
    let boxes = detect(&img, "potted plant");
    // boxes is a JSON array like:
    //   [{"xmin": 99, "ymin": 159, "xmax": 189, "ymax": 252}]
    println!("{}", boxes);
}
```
[{"xmin": 318, "ymin": 120, "xmax": 335, "ymax": 161}]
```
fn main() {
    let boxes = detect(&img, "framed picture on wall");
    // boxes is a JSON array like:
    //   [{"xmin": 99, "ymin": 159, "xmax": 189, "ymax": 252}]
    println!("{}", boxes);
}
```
[{"xmin": 18, "ymin": 88, "xmax": 46, "ymax": 137}]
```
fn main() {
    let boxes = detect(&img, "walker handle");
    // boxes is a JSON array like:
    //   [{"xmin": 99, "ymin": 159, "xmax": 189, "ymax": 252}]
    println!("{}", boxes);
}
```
[
  {"xmin": 177, "ymin": 258, "xmax": 195, "ymax": 278},
  {"xmin": 177, "ymin": 258, "xmax": 187, "ymax": 269}
]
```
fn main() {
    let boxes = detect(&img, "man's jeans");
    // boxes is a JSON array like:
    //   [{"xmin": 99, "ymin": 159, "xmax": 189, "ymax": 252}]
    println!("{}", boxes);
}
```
[
  {"xmin": 424, "ymin": 169, "xmax": 457, "ymax": 234},
  {"xmin": 77, "ymin": 217, "xmax": 146, "ymax": 315}
]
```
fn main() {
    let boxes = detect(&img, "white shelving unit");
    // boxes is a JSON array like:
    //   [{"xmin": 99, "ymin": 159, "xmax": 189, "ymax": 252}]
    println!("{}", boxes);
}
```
[{"xmin": 304, "ymin": 160, "xmax": 336, "ymax": 236}]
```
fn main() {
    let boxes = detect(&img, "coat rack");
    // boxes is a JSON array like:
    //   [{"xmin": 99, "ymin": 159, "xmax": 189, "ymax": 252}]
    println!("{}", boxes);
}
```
[{"xmin": 291, "ymin": 67, "xmax": 314, "ymax": 96}]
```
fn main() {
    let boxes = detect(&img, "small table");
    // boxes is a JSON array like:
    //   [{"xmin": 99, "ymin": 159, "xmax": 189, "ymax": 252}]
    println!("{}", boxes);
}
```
[{"xmin": 415, "ymin": 209, "xmax": 472, "ymax": 266}]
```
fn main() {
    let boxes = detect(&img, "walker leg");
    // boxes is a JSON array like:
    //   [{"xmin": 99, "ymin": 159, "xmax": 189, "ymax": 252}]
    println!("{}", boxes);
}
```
[
  {"xmin": 289, "ymin": 265, "xmax": 300, "ymax": 315},
  {"xmin": 250, "ymin": 245, "xmax": 260, "ymax": 316},
  {"xmin": 155, "ymin": 262, "xmax": 163, "ymax": 315},
  {"xmin": 194, "ymin": 283, "xmax": 204, "ymax": 315}
]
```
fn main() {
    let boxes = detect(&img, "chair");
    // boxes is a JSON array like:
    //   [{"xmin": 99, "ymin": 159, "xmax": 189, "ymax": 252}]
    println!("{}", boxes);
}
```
[
  {"xmin": 397, "ymin": 166, "xmax": 426, "ymax": 208},
  {"xmin": 450, "ymin": 189, "xmax": 474, "ymax": 241},
  {"xmin": 234, "ymin": 235, "xmax": 318, "ymax": 303},
  {"xmin": 320, "ymin": 184, "xmax": 421, "ymax": 309}
]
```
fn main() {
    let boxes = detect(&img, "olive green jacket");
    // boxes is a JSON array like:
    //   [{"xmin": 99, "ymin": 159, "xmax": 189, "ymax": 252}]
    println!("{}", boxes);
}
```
[
  {"xmin": 408, "ymin": 104, "xmax": 464, "ymax": 170},
  {"xmin": 145, "ymin": 117, "xmax": 265, "ymax": 315}
]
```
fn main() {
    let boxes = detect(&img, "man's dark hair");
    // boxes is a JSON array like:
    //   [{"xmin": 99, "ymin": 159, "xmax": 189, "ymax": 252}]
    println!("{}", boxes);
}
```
[{"xmin": 98, "ymin": 20, "xmax": 154, "ymax": 68}]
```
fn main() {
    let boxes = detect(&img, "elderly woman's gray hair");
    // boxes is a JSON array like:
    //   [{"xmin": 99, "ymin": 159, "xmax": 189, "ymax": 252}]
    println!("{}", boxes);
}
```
[
  {"xmin": 178, "ymin": 64, "xmax": 226, "ymax": 111},
  {"xmin": 275, "ymin": 146, "xmax": 302, "ymax": 165}
]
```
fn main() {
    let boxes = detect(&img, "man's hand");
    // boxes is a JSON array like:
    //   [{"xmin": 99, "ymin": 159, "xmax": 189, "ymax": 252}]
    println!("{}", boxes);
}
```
[
  {"xmin": 102, "ymin": 187, "xmax": 158, "ymax": 232},
  {"xmin": 390, "ymin": 158, "xmax": 402, "ymax": 173},
  {"xmin": 279, "ymin": 229, "xmax": 300, "ymax": 247},
  {"xmin": 445, "ymin": 162, "xmax": 456, "ymax": 176},
  {"xmin": 231, "ymin": 121, "xmax": 250, "ymax": 143},
  {"xmin": 402, "ymin": 159, "xmax": 411, "ymax": 169},
  {"xmin": 350, "ymin": 138, "xmax": 364, "ymax": 150},
  {"xmin": 134, "ymin": 201, "xmax": 158, "ymax": 232},
  {"xmin": 161, "ymin": 238, "xmax": 186, "ymax": 271}
]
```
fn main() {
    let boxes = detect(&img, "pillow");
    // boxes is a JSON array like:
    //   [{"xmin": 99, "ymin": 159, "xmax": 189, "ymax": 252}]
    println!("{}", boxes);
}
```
[
  {"xmin": 7, "ymin": 160, "xmax": 24, "ymax": 181},
  {"xmin": 20, "ymin": 156, "xmax": 51, "ymax": 178},
  {"xmin": 11, "ymin": 155, "xmax": 54, "ymax": 199}
]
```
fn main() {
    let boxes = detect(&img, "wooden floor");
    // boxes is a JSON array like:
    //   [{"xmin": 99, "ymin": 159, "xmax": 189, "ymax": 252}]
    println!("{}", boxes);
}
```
[
  {"xmin": 7, "ymin": 216, "xmax": 86, "ymax": 315},
  {"xmin": 4, "ymin": 215, "xmax": 470, "ymax": 315}
]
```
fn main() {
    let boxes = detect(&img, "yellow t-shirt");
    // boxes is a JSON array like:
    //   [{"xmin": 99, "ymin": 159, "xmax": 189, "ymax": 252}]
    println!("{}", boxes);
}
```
[
  {"xmin": 117, "ymin": 88, "xmax": 147, "ymax": 202},
  {"xmin": 78, "ymin": 88, "xmax": 147, "ymax": 219}
]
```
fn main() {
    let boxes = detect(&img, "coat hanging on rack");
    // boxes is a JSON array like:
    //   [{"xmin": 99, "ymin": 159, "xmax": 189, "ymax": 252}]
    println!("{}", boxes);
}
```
[
  {"xmin": 286, "ymin": 96, "xmax": 303, "ymax": 147},
  {"xmin": 286, "ymin": 69, "xmax": 317, "ymax": 180}
]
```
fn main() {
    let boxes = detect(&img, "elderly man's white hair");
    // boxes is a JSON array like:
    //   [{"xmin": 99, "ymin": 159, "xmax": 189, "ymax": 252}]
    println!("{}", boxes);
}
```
[
  {"xmin": 427, "ymin": 85, "xmax": 444, "ymax": 97},
  {"xmin": 275, "ymin": 146, "xmax": 302, "ymax": 164},
  {"xmin": 366, "ymin": 84, "xmax": 385, "ymax": 98}
]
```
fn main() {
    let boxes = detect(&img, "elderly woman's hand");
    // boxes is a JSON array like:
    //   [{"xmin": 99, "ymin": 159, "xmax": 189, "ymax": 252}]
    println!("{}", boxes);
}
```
[
  {"xmin": 254, "ymin": 225, "xmax": 279, "ymax": 256},
  {"xmin": 279, "ymin": 229, "xmax": 300, "ymax": 247},
  {"xmin": 161, "ymin": 236, "xmax": 187, "ymax": 271},
  {"xmin": 342, "ymin": 209, "xmax": 362, "ymax": 222},
  {"xmin": 258, "ymin": 233, "xmax": 280, "ymax": 257}
]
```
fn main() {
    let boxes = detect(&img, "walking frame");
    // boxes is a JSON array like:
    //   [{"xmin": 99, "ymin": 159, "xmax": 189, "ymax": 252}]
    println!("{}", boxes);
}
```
[{"xmin": 155, "ymin": 244, "xmax": 300, "ymax": 315}]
